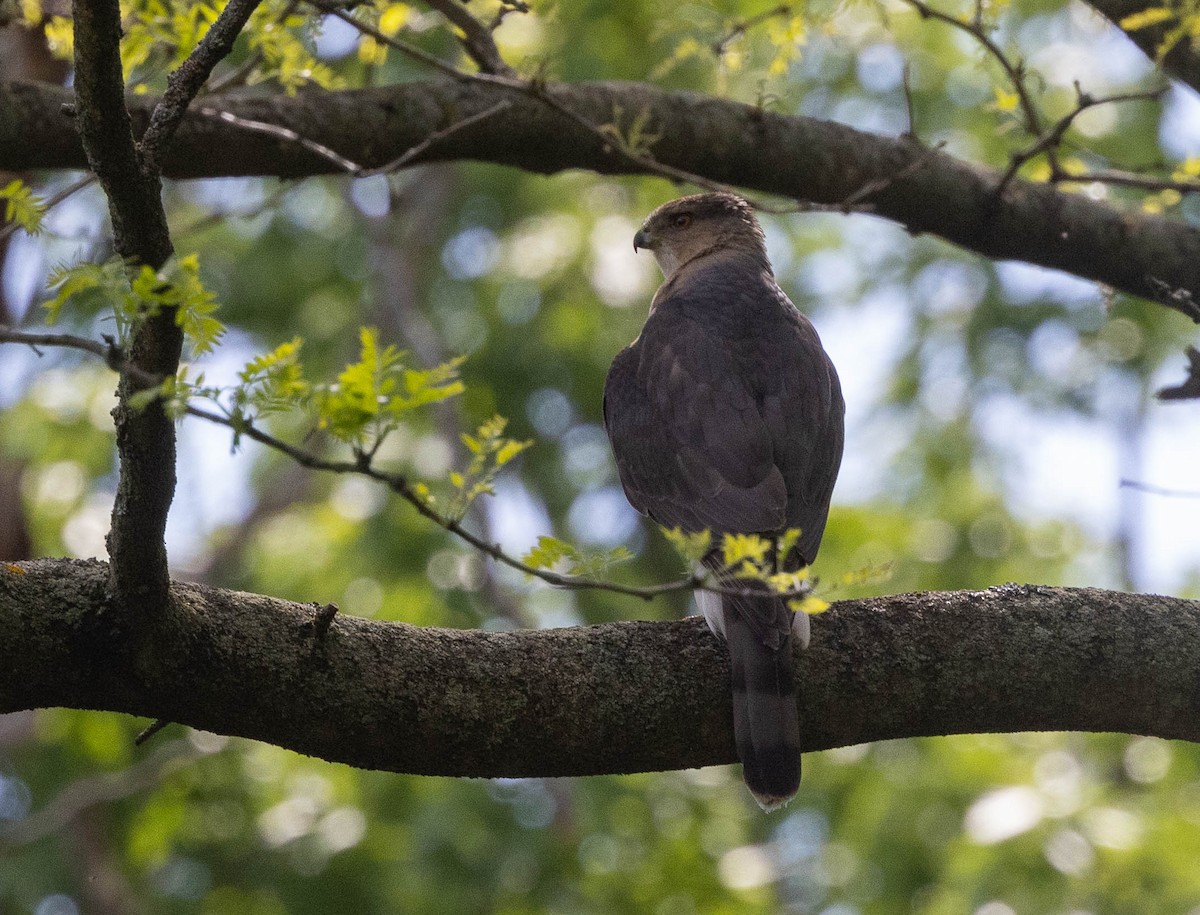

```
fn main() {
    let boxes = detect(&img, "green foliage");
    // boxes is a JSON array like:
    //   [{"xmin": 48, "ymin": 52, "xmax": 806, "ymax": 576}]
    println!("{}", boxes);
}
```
[
  {"xmin": 246, "ymin": 0, "xmax": 343, "ymax": 92},
  {"xmin": 522, "ymin": 534, "xmax": 633, "ymax": 577},
  {"xmin": 37, "ymin": 0, "xmax": 342, "ymax": 92},
  {"xmin": 8, "ymin": 0, "xmax": 1200, "ymax": 912},
  {"xmin": 313, "ymin": 328, "xmax": 465, "ymax": 451},
  {"xmin": 660, "ymin": 527, "xmax": 827, "ymax": 613},
  {"xmin": 41, "ymin": 259, "xmax": 127, "ymax": 326},
  {"xmin": 0, "ymin": 178, "xmax": 44, "ymax": 235},
  {"xmin": 118, "ymin": 0, "xmax": 223, "ymax": 83},
  {"xmin": 446, "ymin": 415, "xmax": 531, "ymax": 520},
  {"xmin": 158, "ymin": 253, "xmax": 225, "ymax": 356},
  {"xmin": 661, "ymin": 526, "xmax": 713, "ymax": 563},
  {"xmin": 721, "ymin": 531, "xmax": 773, "ymax": 569},
  {"xmin": 42, "ymin": 253, "xmax": 225, "ymax": 356},
  {"xmin": 236, "ymin": 337, "xmax": 310, "ymax": 416}
]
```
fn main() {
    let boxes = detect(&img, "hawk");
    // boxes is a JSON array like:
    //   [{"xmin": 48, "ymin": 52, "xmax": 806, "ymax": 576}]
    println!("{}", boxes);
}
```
[{"xmin": 603, "ymin": 193, "xmax": 844, "ymax": 810}]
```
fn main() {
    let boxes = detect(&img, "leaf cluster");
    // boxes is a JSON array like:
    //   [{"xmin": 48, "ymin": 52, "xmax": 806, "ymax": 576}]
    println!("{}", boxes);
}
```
[
  {"xmin": 43, "ymin": 254, "xmax": 224, "ymax": 356},
  {"xmin": 312, "ymin": 327, "xmax": 465, "ymax": 452},
  {"xmin": 444, "ymin": 415, "xmax": 532, "ymax": 520},
  {"xmin": 0, "ymin": 179, "xmax": 44, "ymax": 235},
  {"xmin": 661, "ymin": 527, "xmax": 830, "ymax": 615},
  {"xmin": 521, "ymin": 534, "xmax": 634, "ymax": 578}
]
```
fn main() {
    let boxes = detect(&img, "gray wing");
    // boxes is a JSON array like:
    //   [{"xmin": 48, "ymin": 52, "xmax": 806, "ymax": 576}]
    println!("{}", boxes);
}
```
[
  {"xmin": 603, "ymin": 306, "xmax": 789, "ymax": 537},
  {"xmin": 756, "ymin": 291, "xmax": 844, "ymax": 568},
  {"xmin": 603, "ymin": 275, "xmax": 843, "ymax": 566}
]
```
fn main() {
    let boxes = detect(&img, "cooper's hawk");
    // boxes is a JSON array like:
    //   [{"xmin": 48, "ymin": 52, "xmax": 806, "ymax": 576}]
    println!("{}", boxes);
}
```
[{"xmin": 603, "ymin": 193, "xmax": 844, "ymax": 810}]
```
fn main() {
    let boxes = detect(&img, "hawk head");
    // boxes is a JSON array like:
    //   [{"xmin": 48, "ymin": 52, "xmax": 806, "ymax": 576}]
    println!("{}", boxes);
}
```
[{"xmin": 633, "ymin": 192, "xmax": 769, "ymax": 278}]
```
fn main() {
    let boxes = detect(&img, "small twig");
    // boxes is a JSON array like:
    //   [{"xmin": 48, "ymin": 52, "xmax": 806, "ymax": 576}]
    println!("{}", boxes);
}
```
[
  {"xmin": 0, "ymin": 174, "xmax": 97, "ymax": 244},
  {"xmin": 297, "ymin": 0, "xmax": 815, "ymax": 211},
  {"xmin": 205, "ymin": 49, "xmax": 264, "ymax": 94},
  {"xmin": 488, "ymin": 0, "xmax": 530, "ymax": 31},
  {"xmin": 183, "ymin": 402, "xmax": 700, "ymax": 601},
  {"xmin": 421, "ymin": 0, "xmax": 516, "ymax": 76},
  {"xmin": 1053, "ymin": 167, "xmax": 1200, "ymax": 195},
  {"xmin": 299, "ymin": 0, "xmax": 869, "ymax": 216},
  {"xmin": 995, "ymin": 84, "xmax": 1166, "ymax": 196},
  {"xmin": 904, "ymin": 0, "xmax": 1046, "ymax": 142},
  {"xmin": 0, "ymin": 327, "xmax": 822, "ymax": 607},
  {"xmin": 194, "ymin": 106, "xmax": 364, "ymax": 172},
  {"xmin": 193, "ymin": 100, "xmax": 512, "ymax": 177},
  {"xmin": 303, "ymin": 0, "xmax": 513, "ymax": 86},
  {"xmin": 901, "ymin": 61, "xmax": 917, "ymax": 138},
  {"xmin": 0, "ymin": 326, "xmax": 118, "ymax": 360},
  {"xmin": 301, "ymin": 602, "xmax": 340, "ymax": 646},
  {"xmin": 357, "ymin": 100, "xmax": 512, "ymax": 176},
  {"xmin": 134, "ymin": 717, "xmax": 171, "ymax": 745},
  {"xmin": 1157, "ymin": 344, "xmax": 1200, "ymax": 398},
  {"xmin": 711, "ymin": 4, "xmax": 791, "ymax": 56},
  {"xmin": 1120, "ymin": 479, "xmax": 1200, "ymax": 498},
  {"xmin": 203, "ymin": 0, "xmax": 300, "ymax": 94}
]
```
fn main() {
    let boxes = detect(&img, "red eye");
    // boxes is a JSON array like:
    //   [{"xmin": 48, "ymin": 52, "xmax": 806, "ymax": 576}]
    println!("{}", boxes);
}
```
[{"xmin": 672, "ymin": 213, "xmax": 692, "ymax": 229}]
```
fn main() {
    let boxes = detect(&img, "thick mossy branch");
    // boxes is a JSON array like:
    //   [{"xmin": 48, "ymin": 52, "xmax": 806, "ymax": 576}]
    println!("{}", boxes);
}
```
[
  {"xmin": 4, "ymin": 78, "xmax": 1198, "ymax": 316},
  {"xmin": 3, "ymin": 560, "xmax": 1199, "ymax": 778}
]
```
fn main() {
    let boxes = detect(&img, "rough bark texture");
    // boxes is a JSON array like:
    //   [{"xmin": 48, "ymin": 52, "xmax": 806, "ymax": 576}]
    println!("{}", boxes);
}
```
[
  {"xmin": 3, "ymin": 78, "xmax": 1197, "ymax": 316},
  {"xmin": 71, "ymin": 0, "xmax": 180, "ymax": 609},
  {"xmin": 3, "ymin": 560, "xmax": 1198, "ymax": 777},
  {"xmin": 70, "ymin": 0, "xmax": 256, "ymax": 611}
]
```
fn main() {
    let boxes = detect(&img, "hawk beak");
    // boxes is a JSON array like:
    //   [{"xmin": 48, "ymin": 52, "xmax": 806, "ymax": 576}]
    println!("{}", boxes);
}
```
[{"xmin": 633, "ymin": 228, "xmax": 653, "ymax": 252}]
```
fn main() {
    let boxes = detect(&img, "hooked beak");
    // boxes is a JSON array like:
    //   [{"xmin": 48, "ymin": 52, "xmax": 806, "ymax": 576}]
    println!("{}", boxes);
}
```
[{"xmin": 633, "ymin": 228, "xmax": 654, "ymax": 252}]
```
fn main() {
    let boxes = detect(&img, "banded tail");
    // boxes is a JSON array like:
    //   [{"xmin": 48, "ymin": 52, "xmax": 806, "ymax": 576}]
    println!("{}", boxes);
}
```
[{"xmin": 700, "ymin": 588, "xmax": 803, "ymax": 810}]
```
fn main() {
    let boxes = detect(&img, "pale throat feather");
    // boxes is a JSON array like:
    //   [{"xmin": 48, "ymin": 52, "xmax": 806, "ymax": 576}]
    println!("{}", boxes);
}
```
[{"xmin": 653, "ymin": 248, "xmax": 682, "ymax": 277}]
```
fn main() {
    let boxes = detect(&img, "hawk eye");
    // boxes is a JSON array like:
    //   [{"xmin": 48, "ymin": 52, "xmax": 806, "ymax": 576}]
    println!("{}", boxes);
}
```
[{"xmin": 672, "ymin": 213, "xmax": 693, "ymax": 229}]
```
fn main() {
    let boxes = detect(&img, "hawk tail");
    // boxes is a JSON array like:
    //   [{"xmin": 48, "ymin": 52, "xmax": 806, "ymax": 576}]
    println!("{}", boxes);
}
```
[{"xmin": 725, "ymin": 593, "xmax": 801, "ymax": 811}]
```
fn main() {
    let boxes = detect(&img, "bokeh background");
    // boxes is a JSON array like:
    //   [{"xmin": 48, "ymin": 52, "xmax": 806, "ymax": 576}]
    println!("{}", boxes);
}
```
[{"xmin": 3, "ymin": 0, "xmax": 1200, "ymax": 911}]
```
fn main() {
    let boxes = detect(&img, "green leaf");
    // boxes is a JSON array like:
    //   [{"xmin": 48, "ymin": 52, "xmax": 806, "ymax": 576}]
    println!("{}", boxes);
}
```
[
  {"xmin": 721, "ymin": 532, "xmax": 771, "ymax": 567},
  {"xmin": 0, "ymin": 179, "xmax": 45, "ymax": 235},
  {"xmin": 661, "ymin": 526, "xmax": 713, "ymax": 564},
  {"xmin": 523, "ymin": 535, "xmax": 580, "ymax": 570},
  {"xmin": 767, "ymin": 568, "xmax": 810, "ymax": 595},
  {"xmin": 521, "ymin": 537, "xmax": 632, "ymax": 578},
  {"xmin": 314, "ymin": 329, "xmax": 465, "ymax": 449},
  {"xmin": 236, "ymin": 337, "xmax": 309, "ymax": 416},
  {"xmin": 568, "ymin": 546, "xmax": 634, "ymax": 578},
  {"xmin": 445, "ymin": 415, "xmax": 533, "ymax": 520},
  {"xmin": 789, "ymin": 595, "xmax": 830, "ymax": 615},
  {"xmin": 41, "ymin": 259, "xmax": 129, "ymax": 329},
  {"xmin": 169, "ymin": 253, "xmax": 224, "ymax": 356}
]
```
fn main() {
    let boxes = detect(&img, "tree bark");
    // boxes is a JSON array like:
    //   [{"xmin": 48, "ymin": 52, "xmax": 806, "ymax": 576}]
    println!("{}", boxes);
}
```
[
  {"xmin": 3, "ymin": 78, "xmax": 1197, "ymax": 318},
  {"xmin": 2, "ymin": 559, "xmax": 1197, "ymax": 778}
]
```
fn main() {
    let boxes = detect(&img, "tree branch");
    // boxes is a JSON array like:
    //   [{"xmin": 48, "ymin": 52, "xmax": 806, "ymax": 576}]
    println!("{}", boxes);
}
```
[
  {"xmin": 138, "ymin": 0, "xmax": 266, "ymax": 173},
  {"xmin": 417, "ymin": 0, "xmax": 517, "ymax": 77},
  {"xmin": 0, "ymin": 325, "xmax": 819, "ymax": 607},
  {"xmin": 6, "ymin": 78, "xmax": 1200, "ymax": 317},
  {"xmin": 69, "ymin": 0, "xmax": 264, "ymax": 611},
  {"xmin": 71, "ymin": 0, "xmax": 181, "ymax": 608},
  {"xmin": 3, "ymin": 561, "xmax": 1199, "ymax": 777},
  {"xmin": 1080, "ymin": 0, "xmax": 1200, "ymax": 95}
]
